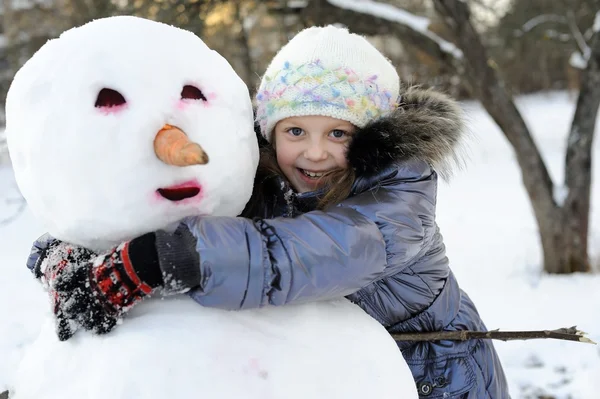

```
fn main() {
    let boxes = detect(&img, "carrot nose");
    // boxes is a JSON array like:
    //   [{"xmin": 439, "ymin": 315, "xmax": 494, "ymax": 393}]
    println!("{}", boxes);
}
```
[{"xmin": 154, "ymin": 124, "xmax": 209, "ymax": 166}]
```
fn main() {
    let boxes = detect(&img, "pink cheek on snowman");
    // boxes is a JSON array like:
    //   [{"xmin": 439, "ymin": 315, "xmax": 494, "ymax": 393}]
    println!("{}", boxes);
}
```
[{"xmin": 96, "ymin": 103, "xmax": 128, "ymax": 115}]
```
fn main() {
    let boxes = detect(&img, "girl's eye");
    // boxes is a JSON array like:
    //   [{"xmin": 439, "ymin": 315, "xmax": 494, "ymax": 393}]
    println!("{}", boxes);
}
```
[
  {"xmin": 330, "ymin": 129, "xmax": 347, "ymax": 139},
  {"xmin": 288, "ymin": 127, "xmax": 304, "ymax": 137}
]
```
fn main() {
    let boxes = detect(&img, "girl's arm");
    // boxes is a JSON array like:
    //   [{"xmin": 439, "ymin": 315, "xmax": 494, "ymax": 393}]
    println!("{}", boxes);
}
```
[
  {"xmin": 175, "ymin": 161, "xmax": 433, "ymax": 310},
  {"xmin": 180, "ymin": 206, "xmax": 387, "ymax": 310}
]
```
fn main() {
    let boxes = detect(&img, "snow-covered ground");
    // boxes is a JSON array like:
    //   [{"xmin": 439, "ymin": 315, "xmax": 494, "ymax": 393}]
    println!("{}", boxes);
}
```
[{"xmin": 1, "ymin": 90, "xmax": 599, "ymax": 398}]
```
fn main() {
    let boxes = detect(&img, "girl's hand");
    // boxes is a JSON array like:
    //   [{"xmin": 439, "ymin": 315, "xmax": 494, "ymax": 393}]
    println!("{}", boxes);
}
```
[
  {"xmin": 48, "ymin": 240, "xmax": 164, "ymax": 341},
  {"xmin": 34, "ymin": 239, "xmax": 105, "ymax": 340}
]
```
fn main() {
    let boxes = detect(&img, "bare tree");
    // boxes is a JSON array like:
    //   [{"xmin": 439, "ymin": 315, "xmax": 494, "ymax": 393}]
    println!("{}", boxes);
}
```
[
  {"xmin": 432, "ymin": 0, "xmax": 599, "ymax": 274},
  {"xmin": 302, "ymin": 0, "xmax": 599, "ymax": 274},
  {"xmin": 231, "ymin": 0, "xmax": 257, "ymax": 90}
]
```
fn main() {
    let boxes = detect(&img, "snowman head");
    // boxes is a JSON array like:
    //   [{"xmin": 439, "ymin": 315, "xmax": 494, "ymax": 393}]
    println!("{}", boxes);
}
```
[{"xmin": 6, "ymin": 16, "xmax": 259, "ymax": 251}]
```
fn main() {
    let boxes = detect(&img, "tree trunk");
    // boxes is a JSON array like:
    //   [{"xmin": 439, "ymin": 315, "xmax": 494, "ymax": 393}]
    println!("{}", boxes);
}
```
[
  {"xmin": 552, "ymin": 26, "xmax": 600, "ymax": 273},
  {"xmin": 3, "ymin": 0, "xmax": 18, "ymax": 72},
  {"xmin": 232, "ymin": 0, "xmax": 255, "ymax": 90},
  {"xmin": 541, "ymin": 212, "xmax": 585, "ymax": 274},
  {"xmin": 533, "ymin": 25, "xmax": 600, "ymax": 274},
  {"xmin": 432, "ymin": 0, "xmax": 595, "ymax": 274}
]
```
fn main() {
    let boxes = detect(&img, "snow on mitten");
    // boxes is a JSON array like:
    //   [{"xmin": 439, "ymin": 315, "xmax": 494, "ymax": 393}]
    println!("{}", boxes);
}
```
[
  {"xmin": 34, "ymin": 239, "xmax": 97, "ymax": 340},
  {"xmin": 51, "ymin": 233, "xmax": 164, "ymax": 340}
]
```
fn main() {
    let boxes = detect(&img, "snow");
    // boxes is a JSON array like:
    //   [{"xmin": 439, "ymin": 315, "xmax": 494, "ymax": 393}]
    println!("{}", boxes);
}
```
[
  {"xmin": 2, "ymin": 88, "xmax": 599, "ymax": 397},
  {"xmin": 570, "ymin": 51, "xmax": 588, "ymax": 69},
  {"xmin": 594, "ymin": 11, "xmax": 600, "ymax": 33},
  {"xmin": 1, "ymin": 15, "xmax": 416, "ymax": 399},
  {"xmin": 434, "ymin": 90, "xmax": 600, "ymax": 398},
  {"xmin": 11, "ymin": 298, "xmax": 415, "ymax": 399},
  {"xmin": 327, "ymin": 0, "xmax": 464, "ymax": 60},
  {"xmin": 553, "ymin": 184, "xmax": 569, "ymax": 207}
]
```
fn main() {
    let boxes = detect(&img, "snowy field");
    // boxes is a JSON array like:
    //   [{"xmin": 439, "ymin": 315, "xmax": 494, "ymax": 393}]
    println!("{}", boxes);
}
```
[{"xmin": 1, "ymin": 90, "xmax": 599, "ymax": 398}]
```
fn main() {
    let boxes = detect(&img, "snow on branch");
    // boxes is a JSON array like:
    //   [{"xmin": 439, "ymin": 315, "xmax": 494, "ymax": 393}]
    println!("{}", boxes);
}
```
[
  {"xmin": 514, "ymin": 10, "xmax": 597, "ymax": 70},
  {"xmin": 567, "ymin": 12, "xmax": 599, "ymax": 70},
  {"xmin": 570, "ymin": 52, "xmax": 587, "ymax": 69},
  {"xmin": 326, "ymin": 0, "xmax": 463, "ymax": 60},
  {"xmin": 566, "ymin": 10, "xmax": 589, "ymax": 57},
  {"xmin": 515, "ymin": 14, "xmax": 567, "ymax": 37}
]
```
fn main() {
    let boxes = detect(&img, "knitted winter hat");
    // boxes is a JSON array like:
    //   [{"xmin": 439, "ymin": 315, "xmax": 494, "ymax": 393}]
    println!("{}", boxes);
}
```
[{"xmin": 255, "ymin": 25, "xmax": 400, "ymax": 141}]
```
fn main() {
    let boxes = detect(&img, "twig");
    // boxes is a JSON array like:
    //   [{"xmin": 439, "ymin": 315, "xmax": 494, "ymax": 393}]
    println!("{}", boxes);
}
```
[
  {"xmin": 566, "ymin": 10, "xmax": 590, "ymax": 57},
  {"xmin": 515, "ymin": 13, "xmax": 567, "ymax": 37},
  {"xmin": 391, "ymin": 326, "xmax": 596, "ymax": 344},
  {"xmin": 0, "ymin": 195, "xmax": 26, "ymax": 226}
]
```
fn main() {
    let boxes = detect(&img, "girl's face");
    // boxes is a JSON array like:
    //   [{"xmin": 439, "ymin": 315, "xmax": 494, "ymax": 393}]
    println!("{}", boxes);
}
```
[{"xmin": 273, "ymin": 115, "xmax": 355, "ymax": 193}]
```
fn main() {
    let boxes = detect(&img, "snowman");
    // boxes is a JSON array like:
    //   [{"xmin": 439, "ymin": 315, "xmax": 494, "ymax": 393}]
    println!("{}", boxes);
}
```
[{"xmin": 6, "ymin": 16, "xmax": 417, "ymax": 399}]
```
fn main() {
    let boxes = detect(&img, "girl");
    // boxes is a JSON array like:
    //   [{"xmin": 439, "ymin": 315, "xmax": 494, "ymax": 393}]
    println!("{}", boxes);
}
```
[{"xmin": 29, "ymin": 26, "xmax": 510, "ymax": 398}]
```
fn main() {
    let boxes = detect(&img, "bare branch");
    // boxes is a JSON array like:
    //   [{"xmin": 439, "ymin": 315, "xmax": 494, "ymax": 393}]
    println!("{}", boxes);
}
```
[
  {"xmin": 432, "ymin": 0, "xmax": 558, "ymax": 232},
  {"xmin": 515, "ymin": 9, "xmax": 591, "ymax": 57},
  {"xmin": 566, "ymin": 10, "xmax": 590, "ymax": 57},
  {"xmin": 545, "ymin": 29, "xmax": 574, "ymax": 43},
  {"xmin": 302, "ymin": 0, "xmax": 464, "ymax": 73},
  {"xmin": 514, "ymin": 14, "xmax": 567, "ymax": 37},
  {"xmin": 326, "ymin": 0, "xmax": 463, "ymax": 59},
  {"xmin": 0, "ymin": 195, "xmax": 27, "ymax": 226},
  {"xmin": 0, "ymin": 130, "xmax": 6, "ymax": 155},
  {"xmin": 391, "ymin": 326, "xmax": 596, "ymax": 344}
]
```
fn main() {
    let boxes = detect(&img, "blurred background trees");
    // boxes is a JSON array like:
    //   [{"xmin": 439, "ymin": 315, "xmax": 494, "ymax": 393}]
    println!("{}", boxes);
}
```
[
  {"xmin": 0, "ymin": 0, "xmax": 598, "ymax": 275},
  {"xmin": 0, "ymin": 0, "xmax": 594, "ymax": 106}
]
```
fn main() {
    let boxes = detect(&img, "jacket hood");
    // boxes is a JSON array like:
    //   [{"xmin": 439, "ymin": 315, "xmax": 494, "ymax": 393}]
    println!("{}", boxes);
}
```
[{"xmin": 346, "ymin": 86, "xmax": 468, "ymax": 181}]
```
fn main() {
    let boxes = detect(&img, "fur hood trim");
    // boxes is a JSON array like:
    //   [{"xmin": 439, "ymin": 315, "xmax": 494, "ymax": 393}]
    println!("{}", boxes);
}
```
[{"xmin": 346, "ymin": 86, "xmax": 468, "ymax": 180}]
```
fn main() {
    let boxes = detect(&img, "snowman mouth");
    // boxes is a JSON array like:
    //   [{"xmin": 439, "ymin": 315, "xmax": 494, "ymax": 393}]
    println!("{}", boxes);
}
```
[{"xmin": 157, "ymin": 181, "xmax": 201, "ymax": 202}]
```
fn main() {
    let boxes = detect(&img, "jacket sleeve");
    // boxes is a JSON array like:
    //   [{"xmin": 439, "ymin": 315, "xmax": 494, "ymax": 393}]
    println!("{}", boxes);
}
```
[
  {"xmin": 174, "ymin": 160, "xmax": 435, "ymax": 311},
  {"xmin": 181, "ymin": 206, "xmax": 387, "ymax": 310}
]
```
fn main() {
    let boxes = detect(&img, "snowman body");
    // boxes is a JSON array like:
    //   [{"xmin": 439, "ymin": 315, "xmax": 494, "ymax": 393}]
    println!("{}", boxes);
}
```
[{"xmin": 6, "ymin": 16, "xmax": 417, "ymax": 399}]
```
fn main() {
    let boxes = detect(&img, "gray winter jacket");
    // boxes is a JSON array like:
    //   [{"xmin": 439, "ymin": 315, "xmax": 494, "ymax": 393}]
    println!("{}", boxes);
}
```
[{"xmin": 170, "ymin": 87, "xmax": 510, "ymax": 398}]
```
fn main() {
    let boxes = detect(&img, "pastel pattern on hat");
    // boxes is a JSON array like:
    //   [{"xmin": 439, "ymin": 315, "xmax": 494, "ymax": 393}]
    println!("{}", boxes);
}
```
[{"xmin": 256, "ymin": 59, "xmax": 395, "ymax": 139}]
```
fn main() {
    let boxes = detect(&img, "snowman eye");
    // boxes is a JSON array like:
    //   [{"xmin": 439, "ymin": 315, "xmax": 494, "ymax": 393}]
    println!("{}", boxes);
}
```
[
  {"xmin": 95, "ymin": 88, "xmax": 126, "ymax": 108},
  {"xmin": 181, "ymin": 85, "xmax": 207, "ymax": 101}
]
